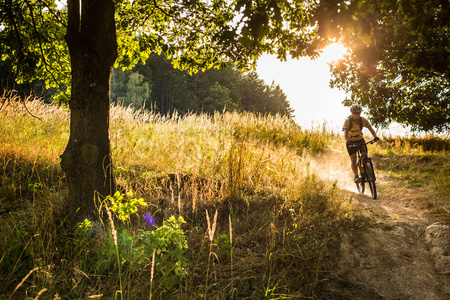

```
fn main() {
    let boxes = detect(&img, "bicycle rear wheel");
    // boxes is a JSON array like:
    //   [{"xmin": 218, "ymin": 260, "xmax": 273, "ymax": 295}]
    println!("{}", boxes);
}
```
[{"xmin": 365, "ymin": 161, "xmax": 377, "ymax": 199}]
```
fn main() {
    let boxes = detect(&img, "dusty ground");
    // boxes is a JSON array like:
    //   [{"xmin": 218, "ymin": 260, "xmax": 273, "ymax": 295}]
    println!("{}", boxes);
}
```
[{"xmin": 312, "ymin": 149, "xmax": 450, "ymax": 299}]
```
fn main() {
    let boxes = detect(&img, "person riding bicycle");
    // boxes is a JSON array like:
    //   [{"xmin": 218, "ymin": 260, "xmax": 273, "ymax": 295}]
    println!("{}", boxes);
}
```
[{"xmin": 342, "ymin": 104, "xmax": 379, "ymax": 183}]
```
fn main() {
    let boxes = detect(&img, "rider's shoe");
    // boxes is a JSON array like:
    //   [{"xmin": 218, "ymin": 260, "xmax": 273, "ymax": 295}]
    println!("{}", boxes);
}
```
[{"xmin": 354, "ymin": 175, "xmax": 361, "ymax": 183}]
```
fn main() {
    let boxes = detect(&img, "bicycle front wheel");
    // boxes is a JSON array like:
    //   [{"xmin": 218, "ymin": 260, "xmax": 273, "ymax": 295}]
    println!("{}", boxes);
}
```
[
  {"xmin": 365, "ymin": 161, "xmax": 377, "ymax": 199},
  {"xmin": 356, "ymin": 162, "xmax": 365, "ymax": 194}
]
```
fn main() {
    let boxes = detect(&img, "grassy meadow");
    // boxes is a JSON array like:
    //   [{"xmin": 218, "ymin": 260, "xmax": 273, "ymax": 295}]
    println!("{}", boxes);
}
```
[{"xmin": 1, "ymin": 93, "xmax": 449, "ymax": 299}]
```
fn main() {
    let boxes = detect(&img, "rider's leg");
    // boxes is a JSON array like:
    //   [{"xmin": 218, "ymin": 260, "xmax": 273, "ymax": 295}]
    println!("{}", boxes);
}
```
[
  {"xmin": 350, "ymin": 153, "xmax": 358, "ymax": 177},
  {"xmin": 346, "ymin": 141, "xmax": 361, "ymax": 182}
]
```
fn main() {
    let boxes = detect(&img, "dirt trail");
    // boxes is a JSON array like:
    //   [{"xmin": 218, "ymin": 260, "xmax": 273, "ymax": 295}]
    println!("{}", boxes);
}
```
[{"xmin": 311, "ymin": 149, "xmax": 450, "ymax": 299}]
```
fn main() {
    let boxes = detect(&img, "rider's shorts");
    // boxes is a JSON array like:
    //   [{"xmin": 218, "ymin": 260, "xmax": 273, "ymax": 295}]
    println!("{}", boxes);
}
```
[{"xmin": 346, "ymin": 139, "xmax": 366, "ymax": 156}]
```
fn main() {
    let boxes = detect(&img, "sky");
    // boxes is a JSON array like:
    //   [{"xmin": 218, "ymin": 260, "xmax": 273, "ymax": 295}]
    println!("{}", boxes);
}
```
[
  {"xmin": 255, "ymin": 44, "xmax": 409, "ymax": 136},
  {"xmin": 255, "ymin": 44, "xmax": 350, "ymax": 131}
]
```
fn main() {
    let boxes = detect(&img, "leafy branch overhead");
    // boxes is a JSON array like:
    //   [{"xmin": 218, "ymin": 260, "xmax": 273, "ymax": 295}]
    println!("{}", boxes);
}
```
[
  {"xmin": 329, "ymin": 0, "xmax": 449, "ymax": 132},
  {"xmin": 1, "ymin": 0, "xmax": 355, "ymax": 94}
]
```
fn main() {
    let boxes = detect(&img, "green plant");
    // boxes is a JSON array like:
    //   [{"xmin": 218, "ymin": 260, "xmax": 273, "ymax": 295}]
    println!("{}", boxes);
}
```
[
  {"xmin": 73, "ymin": 219, "xmax": 92, "ymax": 252},
  {"xmin": 27, "ymin": 182, "xmax": 43, "ymax": 195},
  {"xmin": 94, "ymin": 215, "xmax": 188, "ymax": 298},
  {"xmin": 97, "ymin": 191, "xmax": 148, "ymax": 299},
  {"xmin": 214, "ymin": 234, "xmax": 232, "ymax": 258},
  {"xmin": 136, "ymin": 216, "xmax": 188, "ymax": 289},
  {"xmin": 104, "ymin": 191, "xmax": 147, "ymax": 222}
]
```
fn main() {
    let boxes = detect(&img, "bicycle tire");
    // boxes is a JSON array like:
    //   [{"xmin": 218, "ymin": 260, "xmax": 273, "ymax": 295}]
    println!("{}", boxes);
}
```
[
  {"xmin": 356, "ymin": 160, "xmax": 365, "ymax": 194},
  {"xmin": 365, "ymin": 161, "xmax": 377, "ymax": 199}
]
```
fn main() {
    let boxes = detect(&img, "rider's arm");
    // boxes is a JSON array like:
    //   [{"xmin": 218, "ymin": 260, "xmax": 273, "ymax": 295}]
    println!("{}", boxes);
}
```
[
  {"xmin": 367, "ymin": 126, "xmax": 379, "ymax": 140},
  {"xmin": 343, "ymin": 128, "xmax": 350, "ymax": 142}
]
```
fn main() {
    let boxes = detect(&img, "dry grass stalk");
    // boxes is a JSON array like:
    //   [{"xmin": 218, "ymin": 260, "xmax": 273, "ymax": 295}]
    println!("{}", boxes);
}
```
[
  {"xmin": 105, "ymin": 206, "xmax": 118, "ymax": 248},
  {"xmin": 206, "ymin": 209, "xmax": 218, "ymax": 243},
  {"xmin": 33, "ymin": 288, "xmax": 48, "ymax": 300},
  {"xmin": 229, "ymin": 214, "xmax": 234, "ymax": 280},
  {"xmin": 7, "ymin": 267, "xmax": 40, "ymax": 300},
  {"xmin": 149, "ymin": 249, "xmax": 156, "ymax": 300},
  {"xmin": 205, "ymin": 209, "xmax": 219, "ymax": 298}
]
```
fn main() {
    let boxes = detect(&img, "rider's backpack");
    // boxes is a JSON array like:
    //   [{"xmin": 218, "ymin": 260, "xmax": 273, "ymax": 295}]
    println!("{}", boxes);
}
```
[{"xmin": 348, "ymin": 115, "xmax": 363, "ymax": 131}]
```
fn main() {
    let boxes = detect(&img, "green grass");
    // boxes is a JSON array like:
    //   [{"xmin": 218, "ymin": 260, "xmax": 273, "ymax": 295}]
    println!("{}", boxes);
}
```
[{"xmin": 1, "ymin": 94, "xmax": 449, "ymax": 299}]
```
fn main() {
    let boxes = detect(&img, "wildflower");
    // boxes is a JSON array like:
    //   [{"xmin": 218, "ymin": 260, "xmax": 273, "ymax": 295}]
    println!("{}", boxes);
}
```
[{"xmin": 144, "ymin": 213, "xmax": 155, "ymax": 227}]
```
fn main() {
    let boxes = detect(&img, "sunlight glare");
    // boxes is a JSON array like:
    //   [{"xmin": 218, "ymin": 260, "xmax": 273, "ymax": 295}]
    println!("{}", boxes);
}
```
[{"xmin": 320, "ymin": 43, "xmax": 348, "ymax": 63}]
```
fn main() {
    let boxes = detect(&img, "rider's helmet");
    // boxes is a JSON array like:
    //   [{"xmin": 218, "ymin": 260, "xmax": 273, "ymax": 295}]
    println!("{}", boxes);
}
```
[{"xmin": 350, "ymin": 104, "xmax": 362, "ymax": 114}]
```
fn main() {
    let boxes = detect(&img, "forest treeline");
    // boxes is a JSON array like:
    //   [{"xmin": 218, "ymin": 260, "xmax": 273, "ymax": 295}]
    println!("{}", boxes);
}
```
[
  {"xmin": 0, "ymin": 53, "xmax": 293, "ymax": 117},
  {"xmin": 111, "ymin": 53, "xmax": 293, "ymax": 116}
]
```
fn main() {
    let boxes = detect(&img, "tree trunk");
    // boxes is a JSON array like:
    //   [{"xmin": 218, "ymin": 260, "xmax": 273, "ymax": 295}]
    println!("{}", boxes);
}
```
[{"xmin": 61, "ymin": 0, "xmax": 118, "ymax": 222}]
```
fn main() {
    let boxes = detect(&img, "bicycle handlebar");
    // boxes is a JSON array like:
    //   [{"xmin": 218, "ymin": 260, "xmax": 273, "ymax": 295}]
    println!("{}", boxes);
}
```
[{"xmin": 348, "ymin": 139, "xmax": 379, "ymax": 147}]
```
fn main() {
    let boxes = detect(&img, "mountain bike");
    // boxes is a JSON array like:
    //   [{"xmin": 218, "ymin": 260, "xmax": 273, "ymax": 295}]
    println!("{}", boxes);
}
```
[{"xmin": 351, "ymin": 140, "xmax": 378, "ymax": 199}]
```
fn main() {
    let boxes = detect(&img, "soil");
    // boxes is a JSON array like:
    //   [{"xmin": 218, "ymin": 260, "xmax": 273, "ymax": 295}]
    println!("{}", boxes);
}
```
[{"xmin": 312, "ymin": 149, "xmax": 450, "ymax": 299}]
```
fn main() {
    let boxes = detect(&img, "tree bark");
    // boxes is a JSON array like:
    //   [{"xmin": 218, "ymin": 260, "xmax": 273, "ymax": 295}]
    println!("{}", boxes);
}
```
[{"xmin": 61, "ymin": 0, "xmax": 118, "ymax": 222}]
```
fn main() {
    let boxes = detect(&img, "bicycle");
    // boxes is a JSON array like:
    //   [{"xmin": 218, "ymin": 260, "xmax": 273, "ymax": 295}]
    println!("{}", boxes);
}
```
[{"xmin": 350, "ymin": 139, "xmax": 378, "ymax": 199}]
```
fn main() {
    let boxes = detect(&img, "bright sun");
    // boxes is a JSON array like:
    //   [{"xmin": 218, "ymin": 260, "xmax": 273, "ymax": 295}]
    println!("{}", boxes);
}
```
[{"xmin": 320, "ymin": 43, "xmax": 348, "ymax": 63}]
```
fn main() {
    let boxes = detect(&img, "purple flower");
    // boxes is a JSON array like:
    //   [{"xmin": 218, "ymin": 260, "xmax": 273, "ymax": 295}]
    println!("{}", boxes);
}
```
[{"xmin": 144, "ymin": 213, "xmax": 155, "ymax": 227}]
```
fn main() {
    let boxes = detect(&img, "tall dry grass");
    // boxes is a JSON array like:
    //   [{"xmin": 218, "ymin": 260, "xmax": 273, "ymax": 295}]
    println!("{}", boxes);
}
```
[{"xmin": 1, "ymin": 94, "xmax": 353, "ymax": 299}]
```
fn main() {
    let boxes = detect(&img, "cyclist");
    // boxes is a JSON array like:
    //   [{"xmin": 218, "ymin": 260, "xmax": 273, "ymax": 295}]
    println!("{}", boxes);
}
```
[{"xmin": 342, "ymin": 104, "xmax": 379, "ymax": 183}]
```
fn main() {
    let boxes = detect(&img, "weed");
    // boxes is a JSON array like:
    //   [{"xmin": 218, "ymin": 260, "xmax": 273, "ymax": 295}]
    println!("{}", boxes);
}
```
[
  {"xmin": 103, "ymin": 190, "xmax": 147, "ymax": 223},
  {"xmin": 137, "ymin": 216, "xmax": 188, "ymax": 289},
  {"xmin": 73, "ymin": 219, "xmax": 92, "ymax": 252}
]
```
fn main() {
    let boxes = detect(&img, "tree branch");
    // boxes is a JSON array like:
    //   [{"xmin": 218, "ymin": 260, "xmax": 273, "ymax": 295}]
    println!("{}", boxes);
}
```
[
  {"xmin": 23, "ymin": 0, "xmax": 68, "ymax": 99},
  {"xmin": 38, "ymin": 0, "xmax": 67, "ymax": 27},
  {"xmin": 5, "ymin": 0, "xmax": 25, "ymax": 72}
]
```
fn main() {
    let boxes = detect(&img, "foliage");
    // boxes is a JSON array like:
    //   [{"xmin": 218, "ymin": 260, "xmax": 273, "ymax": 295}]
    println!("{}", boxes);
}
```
[
  {"xmin": 213, "ymin": 233, "xmax": 232, "ymax": 258},
  {"xmin": 330, "ymin": 0, "xmax": 450, "ymax": 132},
  {"xmin": 0, "ymin": 0, "xmax": 70, "ymax": 93},
  {"xmin": 136, "ymin": 216, "xmax": 188, "ymax": 286},
  {"xmin": 103, "ymin": 191, "xmax": 147, "ymax": 222},
  {"xmin": 115, "ymin": 72, "xmax": 150, "ymax": 110},
  {"xmin": 73, "ymin": 219, "xmax": 92, "ymax": 252},
  {"xmin": 0, "ymin": 0, "xmax": 368, "ymax": 97},
  {"xmin": 201, "ymin": 81, "xmax": 238, "ymax": 113},
  {"xmin": 96, "ymin": 214, "xmax": 188, "ymax": 294},
  {"xmin": 239, "ymin": 72, "xmax": 293, "ymax": 116}
]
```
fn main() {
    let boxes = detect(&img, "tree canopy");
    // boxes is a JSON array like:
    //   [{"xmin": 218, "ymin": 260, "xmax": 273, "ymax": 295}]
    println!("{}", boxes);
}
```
[
  {"xmin": 329, "ymin": 0, "xmax": 450, "ymax": 132},
  {"xmin": 0, "ymin": 0, "xmax": 324, "ymax": 99}
]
